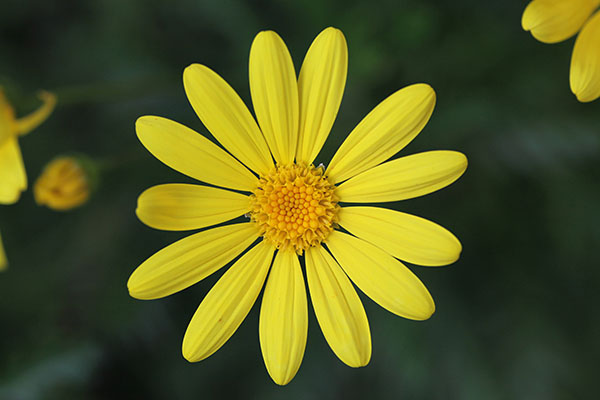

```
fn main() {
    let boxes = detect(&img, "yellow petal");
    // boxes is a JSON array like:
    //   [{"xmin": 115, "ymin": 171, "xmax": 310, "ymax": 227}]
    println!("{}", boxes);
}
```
[
  {"xmin": 136, "ymin": 184, "xmax": 250, "ymax": 231},
  {"xmin": 571, "ymin": 11, "xmax": 600, "ymax": 102},
  {"xmin": 522, "ymin": 0, "xmax": 600, "ymax": 44},
  {"xmin": 0, "ymin": 231, "xmax": 7, "ymax": 271},
  {"xmin": 325, "ymin": 231, "xmax": 435, "ymax": 320},
  {"xmin": 326, "ymin": 84, "xmax": 436, "ymax": 184},
  {"xmin": 0, "ymin": 90, "xmax": 16, "ymax": 147},
  {"xmin": 305, "ymin": 246, "xmax": 371, "ymax": 367},
  {"xmin": 249, "ymin": 31, "xmax": 299, "ymax": 164},
  {"xmin": 259, "ymin": 250, "xmax": 307, "ymax": 385},
  {"xmin": 296, "ymin": 27, "xmax": 347, "ymax": 164},
  {"xmin": 338, "ymin": 207, "xmax": 462, "ymax": 267},
  {"xmin": 336, "ymin": 150, "xmax": 467, "ymax": 203},
  {"xmin": 182, "ymin": 241, "xmax": 275, "ymax": 362},
  {"xmin": 183, "ymin": 64, "xmax": 274, "ymax": 175},
  {"xmin": 15, "ymin": 91, "xmax": 56, "ymax": 136},
  {"xmin": 128, "ymin": 223, "xmax": 258, "ymax": 300},
  {"xmin": 136, "ymin": 116, "xmax": 257, "ymax": 191},
  {"xmin": 0, "ymin": 137, "xmax": 27, "ymax": 205}
]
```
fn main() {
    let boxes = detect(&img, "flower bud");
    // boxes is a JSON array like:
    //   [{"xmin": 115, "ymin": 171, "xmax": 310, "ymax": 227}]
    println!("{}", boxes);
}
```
[{"xmin": 34, "ymin": 156, "xmax": 94, "ymax": 211}]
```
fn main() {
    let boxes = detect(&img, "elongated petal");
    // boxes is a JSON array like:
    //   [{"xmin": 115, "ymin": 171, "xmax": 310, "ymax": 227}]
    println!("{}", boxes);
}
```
[
  {"xmin": 136, "ymin": 116, "xmax": 257, "ymax": 191},
  {"xmin": 15, "ymin": 91, "xmax": 56, "ymax": 136},
  {"xmin": 336, "ymin": 151, "xmax": 467, "ymax": 203},
  {"xmin": 0, "ymin": 231, "xmax": 7, "ymax": 271},
  {"xmin": 305, "ymin": 246, "xmax": 371, "ymax": 367},
  {"xmin": 326, "ymin": 84, "xmax": 436, "ymax": 184},
  {"xmin": 296, "ymin": 27, "xmax": 347, "ymax": 164},
  {"xmin": 0, "ymin": 137, "xmax": 27, "ymax": 205},
  {"xmin": 325, "ymin": 231, "xmax": 435, "ymax": 320},
  {"xmin": 136, "ymin": 184, "xmax": 250, "ymax": 231},
  {"xmin": 249, "ymin": 31, "xmax": 298, "ymax": 164},
  {"xmin": 260, "ymin": 251, "xmax": 307, "ymax": 385},
  {"xmin": 522, "ymin": 0, "xmax": 599, "ymax": 44},
  {"xmin": 184, "ymin": 64, "xmax": 274, "ymax": 175},
  {"xmin": 571, "ymin": 11, "xmax": 600, "ymax": 102},
  {"xmin": 182, "ymin": 241, "xmax": 275, "ymax": 362},
  {"xmin": 0, "ymin": 91, "xmax": 15, "ymax": 147},
  {"xmin": 338, "ymin": 207, "xmax": 462, "ymax": 267},
  {"xmin": 128, "ymin": 223, "xmax": 258, "ymax": 300}
]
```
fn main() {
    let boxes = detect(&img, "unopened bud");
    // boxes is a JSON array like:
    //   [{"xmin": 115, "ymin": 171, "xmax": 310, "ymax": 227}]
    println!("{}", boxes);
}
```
[{"xmin": 34, "ymin": 155, "xmax": 96, "ymax": 211}]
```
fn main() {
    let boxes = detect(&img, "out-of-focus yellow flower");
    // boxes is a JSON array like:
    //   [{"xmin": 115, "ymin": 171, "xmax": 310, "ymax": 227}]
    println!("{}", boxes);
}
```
[
  {"xmin": 0, "ymin": 230, "xmax": 7, "ymax": 271},
  {"xmin": 34, "ymin": 156, "xmax": 91, "ymax": 211},
  {"xmin": 522, "ymin": 0, "xmax": 600, "ymax": 102},
  {"xmin": 0, "ymin": 89, "xmax": 56, "ymax": 203}
]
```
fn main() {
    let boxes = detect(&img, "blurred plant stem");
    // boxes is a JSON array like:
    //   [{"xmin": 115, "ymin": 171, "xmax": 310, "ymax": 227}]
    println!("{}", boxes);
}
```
[
  {"xmin": 95, "ymin": 149, "xmax": 146, "ymax": 173},
  {"xmin": 52, "ymin": 75, "xmax": 176, "ymax": 106}
]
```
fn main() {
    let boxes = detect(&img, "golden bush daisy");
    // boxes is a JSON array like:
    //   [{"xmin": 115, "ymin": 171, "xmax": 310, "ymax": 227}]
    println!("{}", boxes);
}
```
[
  {"xmin": 128, "ymin": 27, "xmax": 467, "ymax": 385},
  {"xmin": 522, "ymin": 0, "xmax": 600, "ymax": 102}
]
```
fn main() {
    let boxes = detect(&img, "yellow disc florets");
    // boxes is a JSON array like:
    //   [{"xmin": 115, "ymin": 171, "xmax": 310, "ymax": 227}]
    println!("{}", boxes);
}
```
[{"xmin": 249, "ymin": 163, "xmax": 339, "ymax": 254}]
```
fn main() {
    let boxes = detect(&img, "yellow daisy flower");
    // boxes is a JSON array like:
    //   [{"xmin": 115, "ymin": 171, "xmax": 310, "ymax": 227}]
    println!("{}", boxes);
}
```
[
  {"xmin": 0, "ymin": 88, "xmax": 57, "ymax": 204},
  {"xmin": 522, "ymin": 0, "xmax": 600, "ymax": 102},
  {"xmin": 128, "ymin": 27, "xmax": 467, "ymax": 385}
]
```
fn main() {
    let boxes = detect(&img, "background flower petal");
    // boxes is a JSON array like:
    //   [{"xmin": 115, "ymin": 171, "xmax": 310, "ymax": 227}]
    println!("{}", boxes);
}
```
[
  {"xmin": 305, "ymin": 246, "xmax": 371, "ymax": 367},
  {"xmin": 0, "ymin": 137, "xmax": 27, "ymax": 205},
  {"xmin": 0, "ymin": 90, "xmax": 15, "ymax": 147},
  {"xmin": 136, "ymin": 116, "xmax": 257, "ymax": 191},
  {"xmin": 326, "ymin": 231, "xmax": 435, "ymax": 320},
  {"xmin": 326, "ymin": 84, "xmax": 436, "ymax": 184},
  {"xmin": 15, "ymin": 91, "xmax": 57, "ymax": 136},
  {"xmin": 335, "ymin": 150, "xmax": 467, "ymax": 203},
  {"xmin": 0, "ymin": 230, "xmax": 7, "ymax": 271},
  {"xmin": 296, "ymin": 27, "xmax": 347, "ymax": 165},
  {"xmin": 249, "ymin": 31, "xmax": 298, "ymax": 164},
  {"xmin": 127, "ymin": 223, "xmax": 258, "ymax": 300},
  {"xmin": 182, "ymin": 241, "xmax": 274, "ymax": 362},
  {"xmin": 570, "ymin": 11, "xmax": 600, "ymax": 102},
  {"xmin": 184, "ymin": 64, "xmax": 274, "ymax": 175},
  {"xmin": 338, "ymin": 207, "xmax": 462, "ymax": 266},
  {"xmin": 136, "ymin": 184, "xmax": 250, "ymax": 231},
  {"xmin": 259, "ymin": 250, "xmax": 307, "ymax": 385},
  {"xmin": 521, "ymin": 0, "xmax": 599, "ymax": 44}
]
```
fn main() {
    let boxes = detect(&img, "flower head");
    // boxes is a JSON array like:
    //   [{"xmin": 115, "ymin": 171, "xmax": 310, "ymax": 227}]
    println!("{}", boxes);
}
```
[
  {"xmin": 522, "ymin": 0, "xmax": 600, "ymax": 102},
  {"xmin": 34, "ymin": 156, "xmax": 93, "ymax": 211},
  {"xmin": 0, "ymin": 89, "xmax": 56, "ymax": 204},
  {"xmin": 129, "ymin": 27, "xmax": 467, "ymax": 385}
]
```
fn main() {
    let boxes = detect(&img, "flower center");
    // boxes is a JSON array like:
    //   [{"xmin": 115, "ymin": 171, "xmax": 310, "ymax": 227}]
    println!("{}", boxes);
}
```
[{"xmin": 249, "ymin": 163, "xmax": 339, "ymax": 254}]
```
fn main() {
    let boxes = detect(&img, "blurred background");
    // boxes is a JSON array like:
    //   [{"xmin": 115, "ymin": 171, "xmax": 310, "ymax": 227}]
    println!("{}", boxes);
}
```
[{"xmin": 1, "ymin": 0, "xmax": 599, "ymax": 399}]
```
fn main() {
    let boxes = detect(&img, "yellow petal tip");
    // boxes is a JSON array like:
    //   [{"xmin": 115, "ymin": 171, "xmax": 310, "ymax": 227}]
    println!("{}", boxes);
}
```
[
  {"xmin": 256, "ymin": 29, "xmax": 277, "ymax": 37},
  {"xmin": 182, "ymin": 63, "xmax": 206, "ymax": 80},
  {"xmin": 181, "ymin": 342, "xmax": 201, "ymax": 363},
  {"xmin": 571, "ymin": 80, "xmax": 600, "ymax": 103},
  {"xmin": 270, "ymin": 373, "xmax": 294, "ymax": 386},
  {"xmin": 521, "ymin": 4, "xmax": 535, "ymax": 32},
  {"xmin": 408, "ymin": 83, "xmax": 437, "ymax": 110},
  {"xmin": 416, "ymin": 299, "xmax": 436, "ymax": 321},
  {"xmin": 126, "ymin": 270, "xmax": 151, "ymax": 300},
  {"xmin": 350, "ymin": 357, "xmax": 371, "ymax": 369},
  {"xmin": 322, "ymin": 26, "xmax": 342, "ymax": 34}
]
